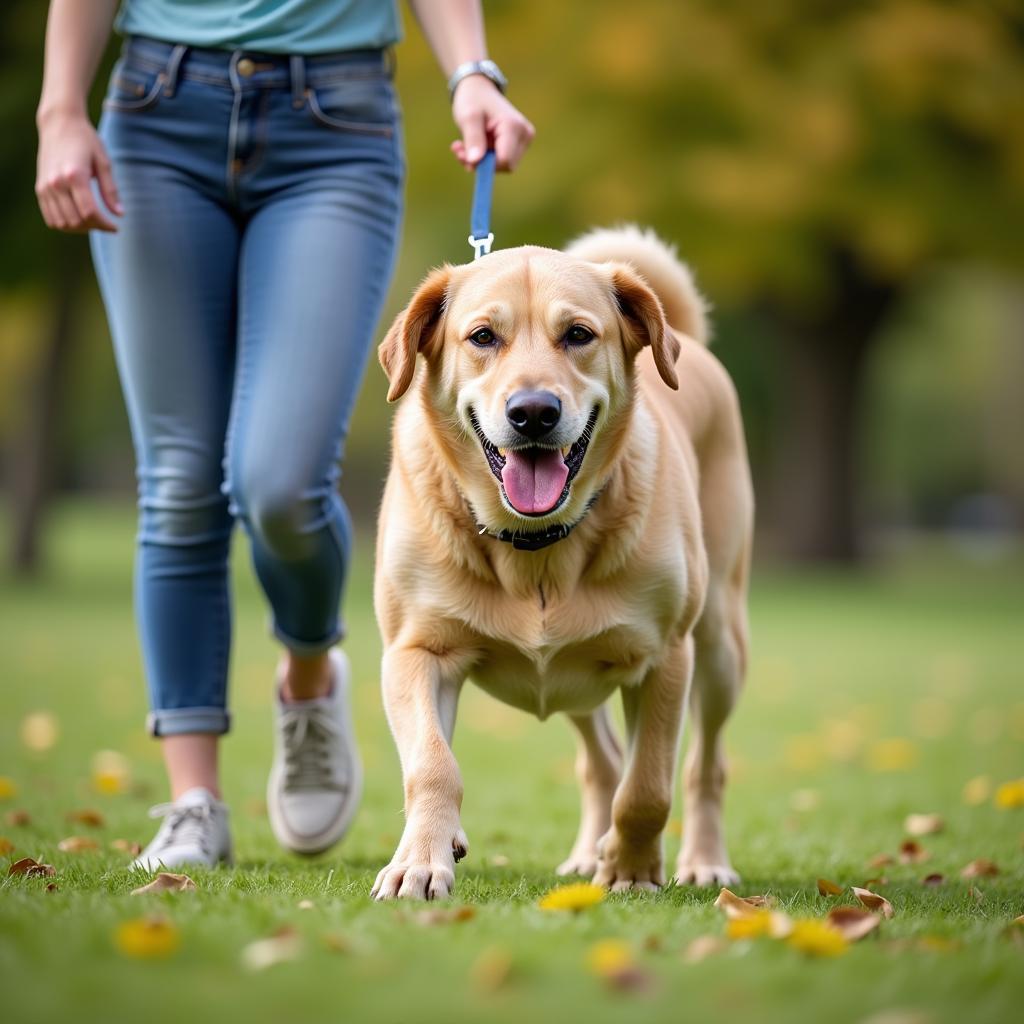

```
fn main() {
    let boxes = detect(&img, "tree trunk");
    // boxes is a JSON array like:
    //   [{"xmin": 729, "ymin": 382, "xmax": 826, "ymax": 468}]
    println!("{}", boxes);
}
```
[
  {"xmin": 7, "ymin": 240, "xmax": 86, "ymax": 576},
  {"xmin": 767, "ymin": 247, "xmax": 900, "ymax": 563}
]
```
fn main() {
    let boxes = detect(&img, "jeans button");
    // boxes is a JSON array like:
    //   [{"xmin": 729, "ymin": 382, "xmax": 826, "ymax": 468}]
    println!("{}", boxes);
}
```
[{"xmin": 237, "ymin": 58, "xmax": 256, "ymax": 77}]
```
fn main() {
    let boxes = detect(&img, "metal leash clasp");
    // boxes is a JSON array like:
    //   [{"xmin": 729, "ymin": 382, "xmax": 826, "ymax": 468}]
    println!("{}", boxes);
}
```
[{"xmin": 468, "ymin": 232, "xmax": 494, "ymax": 260}]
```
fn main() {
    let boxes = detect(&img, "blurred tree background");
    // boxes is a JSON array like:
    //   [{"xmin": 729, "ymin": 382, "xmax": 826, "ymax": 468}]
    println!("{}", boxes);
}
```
[{"xmin": 1, "ymin": 0, "xmax": 1022, "ymax": 572}]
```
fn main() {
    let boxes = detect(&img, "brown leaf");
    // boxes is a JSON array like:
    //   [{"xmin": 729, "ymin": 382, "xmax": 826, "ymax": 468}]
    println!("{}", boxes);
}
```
[
  {"xmin": 470, "ymin": 946, "xmax": 514, "ymax": 993},
  {"xmin": 241, "ymin": 928, "xmax": 303, "ymax": 971},
  {"xmin": 682, "ymin": 935, "xmax": 727, "ymax": 964},
  {"xmin": 4, "ymin": 810, "xmax": 31, "ymax": 827},
  {"xmin": 110, "ymin": 839, "xmax": 143, "ymax": 856},
  {"xmin": 899, "ymin": 840, "xmax": 930, "ymax": 865},
  {"xmin": 415, "ymin": 905, "xmax": 476, "ymax": 926},
  {"xmin": 826, "ymin": 906, "xmax": 882, "ymax": 941},
  {"xmin": 960, "ymin": 858, "xmax": 999, "ymax": 879},
  {"xmin": 0, "ymin": 837, "xmax": 15, "ymax": 855},
  {"xmin": 904, "ymin": 813, "xmax": 944, "ymax": 837},
  {"xmin": 714, "ymin": 887, "xmax": 773, "ymax": 919},
  {"xmin": 66, "ymin": 808, "xmax": 106, "ymax": 828},
  {"xmin": 131, "ymin": 872, "xmax": 196, "ymax": 895},
  {"xmin": 817, "ymin": 878, "xmax": 843, "ymax": 896},
  {"xmin": 922, "ymin": 873, "xmax": 945, "ymax": 886},
  {"xmin": 852, "ymin": 886, "xmax": 894, "ymax": 919},
  {"xmin": 58, "ymin": 836, "xmax": 100, "ymax": 853},
  {"xmin": 867, "ymin": 853, "xmax": 894, "ymax": 869},
  {"xmin": 8, "ymin": 857, "xmax": 55, "ymax": 878},
  {"xmin": 46, "ymin": 882, "xmax": 58, "ymax": 892}
]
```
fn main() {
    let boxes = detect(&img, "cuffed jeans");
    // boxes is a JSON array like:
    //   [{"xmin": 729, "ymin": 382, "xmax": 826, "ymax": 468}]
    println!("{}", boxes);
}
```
[{"xmin": 90, "ymin": 36, "xmax": 403, "ymax": 737}]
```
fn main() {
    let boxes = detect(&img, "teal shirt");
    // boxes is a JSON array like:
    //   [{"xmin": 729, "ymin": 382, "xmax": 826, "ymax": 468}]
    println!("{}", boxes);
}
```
[{"xmin": 115, "ymin": 0, "xmax": 401, "ymax": 55}]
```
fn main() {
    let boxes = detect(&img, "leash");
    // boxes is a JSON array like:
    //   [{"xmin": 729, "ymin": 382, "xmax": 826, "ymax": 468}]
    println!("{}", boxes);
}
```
[{"xmin": 468, "ymin": 150, "xmax": 496, "ymax": 260}]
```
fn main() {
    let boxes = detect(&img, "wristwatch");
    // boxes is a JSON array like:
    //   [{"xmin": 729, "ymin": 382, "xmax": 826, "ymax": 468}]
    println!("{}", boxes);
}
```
[{"xmin": 448, "ymin": 59, "xmax": 508, "ymax": 100}]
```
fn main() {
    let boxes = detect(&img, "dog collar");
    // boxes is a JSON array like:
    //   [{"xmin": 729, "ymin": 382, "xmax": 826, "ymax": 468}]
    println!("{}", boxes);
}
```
[{"xmin": 473, "ymin": 489, "xmax": 604, "ymax": 552}]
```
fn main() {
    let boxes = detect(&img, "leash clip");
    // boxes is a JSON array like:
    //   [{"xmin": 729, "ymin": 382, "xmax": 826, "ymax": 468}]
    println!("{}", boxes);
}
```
[{"xmin": 468, "ymin": 232, "xmax": 494, "ymax": 260}]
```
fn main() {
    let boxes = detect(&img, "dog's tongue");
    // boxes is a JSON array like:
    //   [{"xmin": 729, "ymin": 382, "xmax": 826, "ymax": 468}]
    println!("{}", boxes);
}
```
[{"xmin": 501, "ymin": 449, "xmax": 569, "ymax": 515}]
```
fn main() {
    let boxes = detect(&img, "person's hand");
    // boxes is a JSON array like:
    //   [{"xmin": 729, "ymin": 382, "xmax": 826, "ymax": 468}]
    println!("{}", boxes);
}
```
[
  {"xmin": 450, "ymin": 75, "xmax": 535, "ymax": 173},
  {"xmin": 36, "ymin": 111, "xmax": 122, "ymax": 232}
]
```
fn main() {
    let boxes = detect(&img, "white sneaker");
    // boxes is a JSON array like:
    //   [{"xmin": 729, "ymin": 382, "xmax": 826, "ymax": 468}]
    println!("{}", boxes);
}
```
[
  {"xmin": 267, "ymin": 649, "xmax": 363, "ymax": 855},
  {"xmin": 131, "ymin": 787, "xmax": 233, "ymax": 871}
]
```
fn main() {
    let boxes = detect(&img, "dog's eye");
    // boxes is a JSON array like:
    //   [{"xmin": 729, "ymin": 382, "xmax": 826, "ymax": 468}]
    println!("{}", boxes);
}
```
[
  {"xmin": 468, "ymin": 327, "xmax": 497, "ymax": 348},
  {"xmin": 565, "ymin": 324, "xmax": 594, "ymax": 345}
]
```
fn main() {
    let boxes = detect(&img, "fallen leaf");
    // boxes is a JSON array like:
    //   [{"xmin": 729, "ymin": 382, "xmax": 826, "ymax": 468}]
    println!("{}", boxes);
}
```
[
  {"xmin": 241, "ymin": 928, "xmax": 302, "ymax": 971},
  {"xmin": 863, "ymin": 877, "xmax": 889, "ymax": 888},
  {"xmin": 682, "ymin": 935, "xmax": 727, "ymax": 964},
  {"xmin": 0, "ymin": 837, "xmax": 14, "ymax": 855},
  {"xmin": 852, "ymin": 886, "xmax": 894, "ymax": 919},
  {"xmin": 785, "ymin": 919, "xmax": 849, "ymax": 957},
  {"xmin": 827, "ymin": 906, "xmax": 882, "ymax": 941},
  {"xmin": 904, "ymin": 813, "xmax": 944, "ymax": 837},
  {"xmin": 538, "ymin": 882, "xmax": 604, "ymax": 912},
  {"xmin": 1011, "ymin": 916, "xmax": 1024, "ymax": 927},
  {"xmin": 922, "ymin": 874, "xmax": 945, "ymax": 886},
  {"xmin": 66, "ymin": 809, "xmax": 105, "ymax": 828},
  {"xmin": 962, "ymin": 775, "xmax": 991, "ymax": 806},
  {"xmin": 817, "ymin": 878, "xmax": 843, "ymax": 896},
  {"xmin": 415, "ymin": 905, "xmax": 476, "ymax": 926},
  {"xmin": 0, "ymin": 777, "xmax": 18, "ymax": 800},
  {"xmin": 960, "ymin": 858, "xmax": 999, "ymax": 879},
  {"xmin": 995, "ymin": 779, "xmax": 1024, "ymax": 809},
  {"xmin": 115, "ymin": 915, "xmax": 180, "ymax": 959},
  {"xmin": 110, "ymin": 839, "xmax": 142, "ymax": 856},
  {"xmin": 5, "ymin": 810, "xmax": 31, "ymax": 827},
  {"xmin": 21, "ymin": 712, "xmax": 59, "ymax": 753},
  {"xmin": 46, "ymin": 882, "xmax": 58, "ymax": 892},
  {"xmin": 585, "ymin": 939, "xmax": 652, "ymax": 991},
  {"xmin": 899, "ymin": 840, "xmax": 929, "ymax": 865},
  {"xmin": 131, "ymin": 872, "xmax": 196, "ymax": 895},
  {"xmin": 8, "ymin": 857, "xmax": 55, "ymax": 878},
  {"xmin": 488, "ymin": 854, "xmax": 510, "ymax": 867},
  {"xmin": 470, "ymin": 946, "xmax": 514, "ymax": 993},
  {"xmin": 867, "ymin": 853, "xmax": 894, "ymax": 869},
  {"xmin": 297, "ymin": 899, "xmax": 315, "ymax": 910},
  {"xmin": 714, "ymin": 887, "xmax": 774, "ymax": 919},
  {"xmin": 58, "ymin": 836, "xmax": 99, "ymax": 853}
]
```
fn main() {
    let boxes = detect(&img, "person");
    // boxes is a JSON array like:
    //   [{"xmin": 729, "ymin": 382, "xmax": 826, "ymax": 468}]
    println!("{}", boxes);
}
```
[{"xmin": 35, "ymin": 0, "xmax": 533, "ymax": 869}]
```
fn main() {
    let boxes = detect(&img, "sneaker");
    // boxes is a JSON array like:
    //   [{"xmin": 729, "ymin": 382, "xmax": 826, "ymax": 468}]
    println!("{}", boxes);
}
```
[
  {"xmin": 131, "ymin": 787, "xmax": 233, "ymax": 871},
  {"xmin": 267, "ymin": 648, "xmax": 363, "ymax": 855}
]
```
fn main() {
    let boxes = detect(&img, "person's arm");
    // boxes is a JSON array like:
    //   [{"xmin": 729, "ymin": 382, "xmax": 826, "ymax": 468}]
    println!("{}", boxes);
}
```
[
  {"xmin": 407, "ymin": 0, "xmax": 534, "ymax": 172},
  {"xmin": 36, "ymin": 0, "xmax": 122, "ymax": 233}
]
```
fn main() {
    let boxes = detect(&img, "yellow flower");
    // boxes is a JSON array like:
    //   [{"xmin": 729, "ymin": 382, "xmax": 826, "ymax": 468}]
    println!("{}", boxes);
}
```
[
  {"xmin": 725, "ymin": 910, "xmax": 774, "ymax": 940},
  {"xmin": 91, "ymin": 750, "xmax": 131, "ymax": 795},
  {"xmin": 115, "ymin": 916, "xmax": 180, "ymax": 959},
  {"xmin": 994, "ymin": 778, "xmax": 1024, "ymax": 809},
  {"xmin": 0, "ymin": 777, "xmax": 17, "ymax": 800},
  {"xmin": 866, "ymin": 738, "xmax": 918, "ymax": 773},
  {"xmin": 962, "ymin": 775, "xmax": 991, "ymax": 806},
  {"xmin": 585, "ymin": 939, "xmax": 634, "ymax": 977},
  {"xmin": 0, "ymin": 837, "xmax": 15, "ymax": 854},
  {"xmin": 785, "ymin": 919, "xmax": 849, "ymax": 957},
  {"xmin": 538, "ymin": 882, "xmax": 605, "ymax": 912}
]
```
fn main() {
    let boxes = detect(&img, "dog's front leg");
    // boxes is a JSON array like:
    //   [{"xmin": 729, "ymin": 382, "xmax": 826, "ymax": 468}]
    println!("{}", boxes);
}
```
[
  {"xmin": 372, "ymin": 645, "xmax": 468, "ymax": 901},
  {"xmin": 593, "ymin": 635, "xmax": 693, "ymax": 892}
]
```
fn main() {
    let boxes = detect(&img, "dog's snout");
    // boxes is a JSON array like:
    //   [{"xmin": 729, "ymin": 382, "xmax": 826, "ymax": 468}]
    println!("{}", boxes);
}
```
[{"xmin": 505, "ymin": 390, "xmax": 562, "ymax": 440}]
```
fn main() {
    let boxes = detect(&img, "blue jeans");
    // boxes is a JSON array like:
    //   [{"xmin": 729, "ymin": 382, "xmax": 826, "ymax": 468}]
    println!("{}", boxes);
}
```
[{"xmin": 90, "ymin": 36, "xmax": 404, "ymax": 737}]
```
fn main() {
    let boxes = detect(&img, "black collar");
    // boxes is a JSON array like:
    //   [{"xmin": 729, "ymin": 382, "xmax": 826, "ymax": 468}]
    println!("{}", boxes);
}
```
[{"xmin": 474, "ymin": 489, "xmax": 604, "ymax": 551}]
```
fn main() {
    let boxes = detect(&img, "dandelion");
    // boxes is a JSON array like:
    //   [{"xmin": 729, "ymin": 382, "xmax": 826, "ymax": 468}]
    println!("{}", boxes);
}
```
[
  {"xmin": 538, "ymin": 882, "xmax": 605, "ymax": 912},
  {"xmin": 785, "ymin": 919, "xmax": 849, "ymax": 957},
  {"xmin": 115, "ymin": 916, "xmax": 180, "ymax": 959},
  {"xmin": 994, "ymin": 778, "xmax": 1024, "ymax": 809}
]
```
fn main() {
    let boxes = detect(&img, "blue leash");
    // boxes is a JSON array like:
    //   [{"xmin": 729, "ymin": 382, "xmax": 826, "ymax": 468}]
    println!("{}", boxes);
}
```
[{"xmin": 468, "ymin": 150, "xmax": 496, "ymax": 260}]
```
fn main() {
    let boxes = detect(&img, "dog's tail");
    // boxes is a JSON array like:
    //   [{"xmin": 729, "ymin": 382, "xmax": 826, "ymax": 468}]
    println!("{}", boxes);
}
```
[{"xmin": 566, "ymin": 224, "xmax": 710, "ymax": 344}]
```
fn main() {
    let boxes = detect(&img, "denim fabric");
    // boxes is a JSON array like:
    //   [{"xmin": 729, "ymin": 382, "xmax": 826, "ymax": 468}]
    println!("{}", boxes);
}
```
[{"xmin": 90, "ymin": 35, "xmax": 404, "ymax": 737}]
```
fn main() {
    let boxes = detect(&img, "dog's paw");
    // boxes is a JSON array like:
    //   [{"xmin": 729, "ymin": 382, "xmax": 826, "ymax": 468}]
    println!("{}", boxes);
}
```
[
  {"xmin": 371, "ymin": 828, "xmax": 469, "ymax": 901},
  {"xmin": 555, "ymin": 850, "xmax": 598, "ymax": 878},
  {"xmin": 674, "ymin": 861, "xmax": 740, "ymax": 888},
  {"xmin": 591, "ymin": 828, "xmax": 664, "ymax": 892}
]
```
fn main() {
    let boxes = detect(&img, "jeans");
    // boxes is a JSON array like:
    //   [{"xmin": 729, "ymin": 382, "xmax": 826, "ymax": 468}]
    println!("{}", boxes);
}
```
[{"xmin": 90, "ymin": 36, "xmax": 404, "ymax": 737}]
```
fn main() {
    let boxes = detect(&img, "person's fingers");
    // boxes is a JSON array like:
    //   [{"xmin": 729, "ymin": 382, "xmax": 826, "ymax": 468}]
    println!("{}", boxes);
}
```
[
  {"xmin": 94, "ymin": 147, "xmax": 123, "ymax": 217},
  {"xmin": 69, "ymin": 170, "xmax": 117, "ymax": 233},
  {"xmin": 492, "ymin": 115, "xmax": 535, "ymax": 172},
  {"xmin": 457, "ymin": 109, "xmax": 489, "ymax": 168},
  {"xmin": 51, "ymin": 187, "xmax": 79, "ymax": 231},
  {"xmin": 36, "ymin": 182, "xmax": 58, "ymax": 228}
]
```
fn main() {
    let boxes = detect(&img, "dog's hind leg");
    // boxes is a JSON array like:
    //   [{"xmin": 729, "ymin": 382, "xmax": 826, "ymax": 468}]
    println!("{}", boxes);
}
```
[
  {"xmin": 556, "ymin": 704, "xmax": 623, "ymax": 878},
  {"xmin": 674, "ymin": 574, "xmax": 748, "ymax": 888}
]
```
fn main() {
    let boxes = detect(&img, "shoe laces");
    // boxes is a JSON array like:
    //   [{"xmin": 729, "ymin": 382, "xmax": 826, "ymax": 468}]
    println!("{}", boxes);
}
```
[
  {"xmin": 146, "ymin": 801, "xmax": 215, "ymax": 856},
  {"xmin": 280, "ymin": 703, "xmax": 345, "ymax": 792}
]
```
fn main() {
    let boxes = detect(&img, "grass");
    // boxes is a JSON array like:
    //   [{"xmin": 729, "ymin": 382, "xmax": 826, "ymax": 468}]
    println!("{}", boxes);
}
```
[{"xmin": 1, "ymin": 500, "xmax": 1022, "ymax": 1024}]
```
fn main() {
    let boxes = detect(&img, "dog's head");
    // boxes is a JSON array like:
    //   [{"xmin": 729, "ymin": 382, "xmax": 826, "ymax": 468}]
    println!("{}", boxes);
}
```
[{"xmin": 379, "ymin": 246, "xmax": 679, "ymax": 532}]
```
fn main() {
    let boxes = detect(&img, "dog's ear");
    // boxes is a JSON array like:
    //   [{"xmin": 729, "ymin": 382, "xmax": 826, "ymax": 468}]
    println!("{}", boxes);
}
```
[
  {"xmin": 378, "ymin": 266, "xmax": 451, "ymax": 402},
  {"xmin": 608, "ymin": 263, "xmax": 680, "ymax": 390}
]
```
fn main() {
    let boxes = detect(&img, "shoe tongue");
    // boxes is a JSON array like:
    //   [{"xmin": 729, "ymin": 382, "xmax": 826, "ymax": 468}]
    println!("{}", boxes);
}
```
[
  {"xmin": 501, "ymin": 448, "xmax": 569, "ymax": 515},
  {"xmin": 175, "ymin": 787, "xmax": 218, "ymax": 808}
]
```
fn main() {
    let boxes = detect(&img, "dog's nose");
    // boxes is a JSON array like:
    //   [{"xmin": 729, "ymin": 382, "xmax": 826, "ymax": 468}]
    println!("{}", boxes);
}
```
[{"xmin": 505, "ymin": 390, "xmax": 562, "ymax": 440}]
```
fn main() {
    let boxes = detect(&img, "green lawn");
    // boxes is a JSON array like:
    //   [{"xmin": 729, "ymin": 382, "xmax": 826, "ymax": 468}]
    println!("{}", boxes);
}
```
[{"xmin": 1, "ymin": 501, "xmax": 1022, "ymax": 1024}]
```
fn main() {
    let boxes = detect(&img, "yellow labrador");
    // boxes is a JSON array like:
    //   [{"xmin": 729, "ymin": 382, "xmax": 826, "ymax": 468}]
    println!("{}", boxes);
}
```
[{"xmin": 371, "ymin": 226, "xmax": 752, "ymax": 899}]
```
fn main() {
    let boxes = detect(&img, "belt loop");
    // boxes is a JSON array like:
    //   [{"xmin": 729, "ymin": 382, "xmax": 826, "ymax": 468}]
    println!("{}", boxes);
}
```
[
  {"xmin": 290, "ymin": 54, "xmax": 306, "ymax": 109},
  {"xmin": 162, "ymin": 43, "xmax": 188, "ymax": 97}
]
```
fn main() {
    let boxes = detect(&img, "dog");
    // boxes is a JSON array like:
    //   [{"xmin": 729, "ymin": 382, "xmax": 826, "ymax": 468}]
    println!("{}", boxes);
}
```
[{"xmin": 371, "ymin": 226, "xmax": 752, "ymax": 900}]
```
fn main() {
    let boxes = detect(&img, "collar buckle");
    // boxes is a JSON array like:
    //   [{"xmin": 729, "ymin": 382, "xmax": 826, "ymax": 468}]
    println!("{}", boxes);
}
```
[{"xmin": 468, "ymin": 232, "xmax": 494, "ymax": 260}]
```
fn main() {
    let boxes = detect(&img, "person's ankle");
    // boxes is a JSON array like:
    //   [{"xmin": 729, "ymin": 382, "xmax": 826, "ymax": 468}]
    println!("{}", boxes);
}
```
[{"xmin": 280, "ymin": 653, "xmax": 333, "ymax": 703}]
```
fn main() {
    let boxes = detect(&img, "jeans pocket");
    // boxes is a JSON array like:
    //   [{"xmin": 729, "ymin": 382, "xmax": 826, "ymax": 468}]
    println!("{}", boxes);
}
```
[
  {"xmin": 305, "ymin": 78, "xmax": 395, "ymax": 137},
  {"xmin": 103, "ymin": 60, "xmax": 165, "ymax": 113}
]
